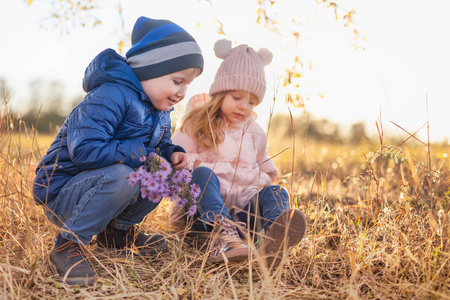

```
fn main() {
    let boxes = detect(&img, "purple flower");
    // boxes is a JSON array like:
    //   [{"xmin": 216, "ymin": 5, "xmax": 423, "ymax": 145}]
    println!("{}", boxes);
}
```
[
  {"xmin": 160, "ymin": 182, "xmax": 169, "ymax": 192},
  {"xmin": 172, "ymin": 170, "xmax": 183, "ymax": 184},
  {"xmin": 159, "ymin": 160, "xmax": 172, "ymax": 174},
  {"xmin": 136, "ymin": 166, "xmax": 146, "ymax": 177},
  {"xmin": 128, "ymin": 172, "xmax": 140, "ymax": 187},
  {"xmin": 190, "ymin": 184, "xmax": 201, "ymax": 198},
  {"xmin": 140, "ymin": 187, "xmax": 150, "ymax": 199},
  {"xmin": 148, "ymin": 192, "xmax": 162, "ymax": 203},
  {"xmin": 179, "ymin": 169, "xmax": 192, "ymax": 183},
  {"xmin": 188, "ymin": 204, "xmax": 197, "ymax": 216},
  {"xmin": 154, "ymin": 170, "xmax": 168, "ymax": 182},
  {"xmin": 170, "ymin": 185, "xmax": 182, "ymax": 194},
  {"xmin": 128, "ymin": 152, "xmax": 198, "ymax": 216},
  {"xmin": 143, "ymin": 172, "xmax": 153, "ymax": 182},
  {"xmin": 144, "ymin": 177, "xmax": 160, "ymax": 191},
  {"xmin": 176, "ymin": 198, "xmax": 188, "ymax": 208},
  {"xmin": 166, "ymin": 189, "xmax": 176, "ymax": 200}
]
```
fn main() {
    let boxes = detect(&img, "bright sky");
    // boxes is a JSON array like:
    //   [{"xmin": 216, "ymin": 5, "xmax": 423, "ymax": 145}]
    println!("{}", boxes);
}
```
[{"xmin": 1, "ymin": 0, "xmax": 449, "ymax": 142}]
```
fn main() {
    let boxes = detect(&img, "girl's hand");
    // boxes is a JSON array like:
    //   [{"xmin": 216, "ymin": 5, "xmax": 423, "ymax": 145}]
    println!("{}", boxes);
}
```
[
  {"xmin": 193, "ymin": 160, "xmax": 202, "ymax": 169},
  {"xmin": 171, "ymin": 152, "xmax": 189, "ymax": 169}
]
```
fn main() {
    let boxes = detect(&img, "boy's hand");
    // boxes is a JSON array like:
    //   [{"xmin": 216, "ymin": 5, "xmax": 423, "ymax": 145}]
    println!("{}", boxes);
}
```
[
  {"xmin": 171, "ymin": 152, "xmax": 189, "ymax": 169},
  {"xmin": 153, "ymin": 153, "xmax": 168, "ymax": 163}
]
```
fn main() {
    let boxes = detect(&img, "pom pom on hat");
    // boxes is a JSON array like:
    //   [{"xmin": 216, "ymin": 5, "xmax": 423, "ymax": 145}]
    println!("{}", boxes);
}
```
[
  {"xmin": 126, "ymin": 16, "xmax": 204, "ymax": 81},
  {"xmin": 209, "ymin": 39, "xmax": 272, "ymax": 103},
  {"xmin": 213, "ymin": 39, "xmax": 232, "ymax": 59},
  {"xmin": 257, "ymin": 48, "xmax": 273, "ymax": 66}
]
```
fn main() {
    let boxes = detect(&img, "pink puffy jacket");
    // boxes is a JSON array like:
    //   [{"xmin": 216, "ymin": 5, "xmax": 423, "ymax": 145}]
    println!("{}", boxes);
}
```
[{"xmin": 172, "ymin": 116, "xmax": 278, "ymax": 211}]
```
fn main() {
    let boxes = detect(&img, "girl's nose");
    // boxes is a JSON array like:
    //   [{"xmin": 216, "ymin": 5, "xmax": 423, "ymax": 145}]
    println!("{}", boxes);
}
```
[{"xmin": 239, "ymin": 101, "xmax": 248, "ymax": 110}]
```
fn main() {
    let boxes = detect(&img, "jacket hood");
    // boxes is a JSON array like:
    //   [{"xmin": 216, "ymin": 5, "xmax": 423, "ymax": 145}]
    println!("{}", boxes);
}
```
[{"xmin": 82, "ymin": 49, "xmax": 144, "ymax": 96}]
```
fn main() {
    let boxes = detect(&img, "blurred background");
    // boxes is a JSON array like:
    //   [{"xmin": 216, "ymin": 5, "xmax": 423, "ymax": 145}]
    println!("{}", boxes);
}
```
[{"xmin": 1, "ymin": 0, "xmax": 449, "ymax": 143}]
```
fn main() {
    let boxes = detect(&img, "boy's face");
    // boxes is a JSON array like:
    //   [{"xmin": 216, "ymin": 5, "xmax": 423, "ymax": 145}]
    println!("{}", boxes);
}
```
[{"xmin": 140, "ymin": 68, "xmax": 200, "ymax": 111}]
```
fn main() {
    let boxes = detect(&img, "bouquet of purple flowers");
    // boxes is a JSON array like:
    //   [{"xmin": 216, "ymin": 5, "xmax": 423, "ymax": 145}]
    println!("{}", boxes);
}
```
[{"xmin": 128, "ymin": 152, "xmax": 200, "ymax": 216}]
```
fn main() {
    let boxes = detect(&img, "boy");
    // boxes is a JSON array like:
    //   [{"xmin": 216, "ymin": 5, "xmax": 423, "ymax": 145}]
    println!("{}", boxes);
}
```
[{"xmin": 33, "ymin": 16, "xmax": 203, "ymax": 285}]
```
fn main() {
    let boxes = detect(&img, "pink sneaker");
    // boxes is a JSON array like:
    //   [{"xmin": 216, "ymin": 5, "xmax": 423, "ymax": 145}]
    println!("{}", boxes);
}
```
[{"xmin": 258, "ymin": 209, "xmax": 307, "ymax": 267}]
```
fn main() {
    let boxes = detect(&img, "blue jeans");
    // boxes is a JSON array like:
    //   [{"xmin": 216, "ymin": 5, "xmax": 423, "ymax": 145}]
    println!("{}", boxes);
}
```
[
  {"xmin": 191, "ymin": 167, "xmax": 290, "ymax": 233},
  {"xmin": 44, "ymin": 164, "xmax": 159, "ymax": 245}
]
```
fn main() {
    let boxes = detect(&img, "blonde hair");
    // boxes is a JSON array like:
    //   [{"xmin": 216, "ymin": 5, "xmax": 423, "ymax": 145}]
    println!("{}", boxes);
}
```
[{"xmin": 180, "ymin": 92, "xmax": 228, "ymax": 150}]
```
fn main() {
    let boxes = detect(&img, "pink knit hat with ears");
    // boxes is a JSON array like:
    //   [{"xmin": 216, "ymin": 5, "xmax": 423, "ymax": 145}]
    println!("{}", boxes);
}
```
[{"xmin": 209, "ymin": 39, "xmax": 273, "ymax": 103}]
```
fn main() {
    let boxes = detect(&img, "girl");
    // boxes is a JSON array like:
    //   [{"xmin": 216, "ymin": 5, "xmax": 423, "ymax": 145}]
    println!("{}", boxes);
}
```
[{"xmin": 171, "ymin": 39, "xmax": 306, "ymax": 265}]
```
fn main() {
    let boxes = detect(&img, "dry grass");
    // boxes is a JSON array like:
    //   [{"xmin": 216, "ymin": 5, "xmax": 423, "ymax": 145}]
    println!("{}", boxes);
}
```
[{"xmin": 1, "ymin": 98, "xmax": 450, "ymax": 299}]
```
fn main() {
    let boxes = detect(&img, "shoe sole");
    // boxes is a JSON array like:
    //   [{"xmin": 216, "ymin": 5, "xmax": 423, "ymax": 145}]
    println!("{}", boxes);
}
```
[
  {"xmin": 49, "ymin": 260, "xmax": 97, "ymax": 285},
  {"xmin": 208, "ymin": 247, "xmax": 250, "ymax": 263},
  {"xmin": 259, "ymin": 209, "xmax": 306, "ymax": 267},
  {"xmin": 135, "ymin": 238, "xmax": 168, "ymax": 256}
]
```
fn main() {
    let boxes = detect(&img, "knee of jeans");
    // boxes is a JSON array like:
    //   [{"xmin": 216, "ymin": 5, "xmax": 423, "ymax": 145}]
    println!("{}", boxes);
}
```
[
  {"xmin": 277, "ymin": 186, "xmax": 289, "ymax": 198},
  {"xmin": 192, "ymin": 166, "xmax": 219, "ymax": 184},
  {"xmin": 104, "ymin": 164, "xmax": 139, "ymax": 200},
  {"xmin": 192, "ymin": 166, "xmax": 213, "ymax": 178},
  {"xmin": 261, "ymin": 185, "xmax": 290, "ymax": 203},
  {"xmin": 107, "ymin": 164, "xmax": 135, "ymax": 182}
]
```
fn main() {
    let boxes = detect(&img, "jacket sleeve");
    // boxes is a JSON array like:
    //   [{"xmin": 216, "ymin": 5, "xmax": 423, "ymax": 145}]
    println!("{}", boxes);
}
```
[
  {"xmin": 67, "ymin": 85, "xmax": 144, "ymax": 170},
  {"xmin": 171, "ymin": 129, "xmax": 199, "ymax": 169}
]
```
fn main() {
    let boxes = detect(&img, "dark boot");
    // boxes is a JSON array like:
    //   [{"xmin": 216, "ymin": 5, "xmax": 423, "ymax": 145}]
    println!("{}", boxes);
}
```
[
  {"xmin": 49, "ymin": 236, "xmax": 96, "ymax": 285},
  {"xmin": 97, "ymin": 224, "xmax": 168, "ymax": 255}
]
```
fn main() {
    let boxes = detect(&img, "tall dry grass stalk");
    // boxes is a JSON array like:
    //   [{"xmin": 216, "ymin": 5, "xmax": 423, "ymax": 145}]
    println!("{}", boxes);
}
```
[{"xmin": 1, "ymin": 86, "xmax": 450, "ymax": 298}]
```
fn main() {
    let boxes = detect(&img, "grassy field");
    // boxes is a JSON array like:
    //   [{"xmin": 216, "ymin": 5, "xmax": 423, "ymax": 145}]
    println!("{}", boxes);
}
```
[{"xmin": 1, "ymin": 109, "xmax": 450, "ymax": 299}]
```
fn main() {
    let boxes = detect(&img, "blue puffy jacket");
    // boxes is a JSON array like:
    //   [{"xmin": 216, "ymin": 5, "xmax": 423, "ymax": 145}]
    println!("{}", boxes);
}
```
[{"xmin": 33, "ymin": 49, "xmax": 184, "ymax": 205}]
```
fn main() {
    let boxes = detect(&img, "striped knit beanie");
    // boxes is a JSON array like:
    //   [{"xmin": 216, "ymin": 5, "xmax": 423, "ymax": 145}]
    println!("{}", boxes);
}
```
[
  {"xmin": 126, "ymin": 17, "xmax": 204, "ymax": 81},
  {"xmin": 209, "ymin": 39, "xmax": 273, "ymax": 103}
]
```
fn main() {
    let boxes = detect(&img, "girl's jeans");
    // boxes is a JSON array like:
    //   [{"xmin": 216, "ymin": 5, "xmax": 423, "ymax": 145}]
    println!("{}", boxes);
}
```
[
  {"xmin": 44, "ymin": 164, "xmax": 158, "ymax": 245},
  {"xmin": 191, "ymin": 166, "xmax": 290, "ymax": 233}
]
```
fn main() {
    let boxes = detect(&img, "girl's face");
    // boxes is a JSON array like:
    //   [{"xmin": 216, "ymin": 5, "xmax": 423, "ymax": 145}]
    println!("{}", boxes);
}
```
[
  {"xmin": 220, "ymin": 91, "xmax": 258, "ymax": 126},
  {"xmin": 140, "ymin": 68, "xmax": 200, "ymax": 111}
]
